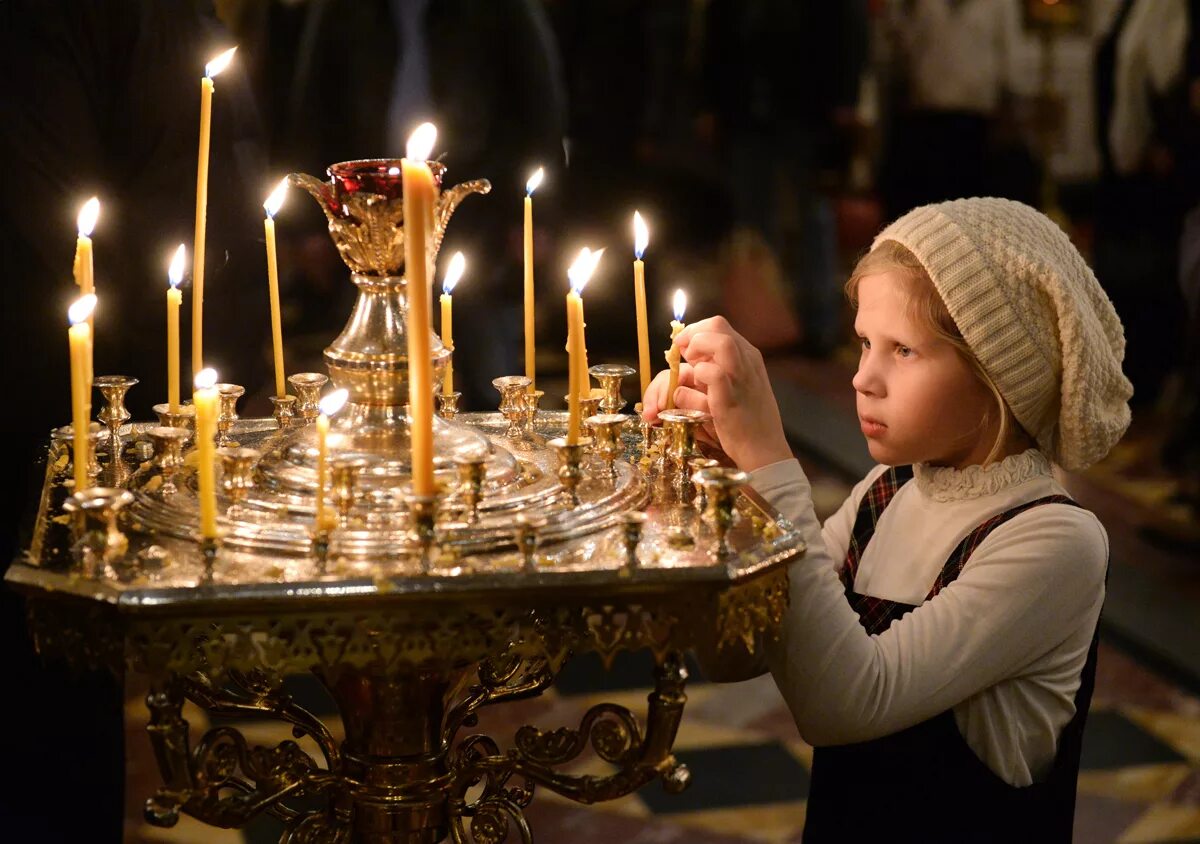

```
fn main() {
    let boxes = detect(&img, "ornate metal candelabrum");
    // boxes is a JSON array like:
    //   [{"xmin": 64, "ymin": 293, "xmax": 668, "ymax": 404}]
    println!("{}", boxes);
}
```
[{"xmin": 7, "ymin": 159, "xmax": 805, "ymax": 844}]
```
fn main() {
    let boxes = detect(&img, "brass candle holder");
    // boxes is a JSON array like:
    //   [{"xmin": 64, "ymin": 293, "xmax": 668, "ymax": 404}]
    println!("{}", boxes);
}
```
[
  {"xmin": 56, "ymin": 423, "xmax": 103, "ymax": 486},
  {"xmin": 523, "ymin": 389, "xmax": 545, "ymax": 434},
  {"xmin": 331, "ymin": 457, "xmax": 371, "ymax": 526},
  {"xmin": 548, "ymin": 436, "xmax": 592, "ymax": 506},
  {"xmin": 454, "ymin": 451, "xmax": 487, "ymax": 524},
  {"xmin": 688, "ymin": 457, "xmax": 721, "ymax": 512},
  {"xmin": 215, "ymin": 383, "xmax": 246, "ymax": 447},
  {"xmin": 218, "ymin": 446, "xmax": 261, "ymax": 518},
  {"xmin": 579, "ymin": 391, "xmax": 602, "ymax": 438},
  {"xmin": 437, "ymin": 390, "xmax": 462, "ymax": 420},
  {"xmin": 310, "ymin": 526, "xmax": 332, "ymax": 572},
  {"xmin": 590, "ymin": 363, "xmax": 636, "ymax": 414},
  {"xmin": 269, "ymin": 394, "xmax": 297, "ymax": 429},
  {"xmin": 146, "ymin": 426, "xmax": 189, "ymax": 497},
  {"xmin": 586, "ymin": 413, "xmax": 627, "ymax": 482},
  {"xmin": 493, "ymin": 375, "xmax": 531, "ymax": 439},
  {"xmin": 620, "ymin": 510, "xmax": 648, "ymax": 573},
  {"xmin": 289, "ymin": 372, "xmax": 329, "ymax": 424},
  {"xmin": 514, "ymin": 513, "xmax": 547, "ymax": 572},
  {"xmin": 62, "ymin": 486, "xmax": 135, "ymax": 574},
  {"xmin": 153, "ymin": 402, "xmax": 194, "ymax": 433},
  {"xmin": 94, "ymin": 375, "xmax": 137, "ymax": 457},
  {"xmin": 695, "ymin": 466, "xmax": 750, "ymax": 558},
  {"xmin": 406, "ymin": 493, "xmax": 438, "ymax": 571},
  {"xmin": 659, "ymin": 409, "xmax": 710, "ymax": 472},
  {"xmin": 634, "ymin": 402, "xmax": 652, "ymax": 459}
]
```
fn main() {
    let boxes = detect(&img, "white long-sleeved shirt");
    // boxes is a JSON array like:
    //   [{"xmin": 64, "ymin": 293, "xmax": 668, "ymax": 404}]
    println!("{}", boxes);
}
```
[{"xmin": 750, "ymin": 449, "xmax": 1107, "ymax": 787}]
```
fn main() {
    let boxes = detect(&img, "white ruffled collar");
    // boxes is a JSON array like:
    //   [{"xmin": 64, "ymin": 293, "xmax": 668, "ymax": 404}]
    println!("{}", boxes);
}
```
[{"xmin": 913, "ymin": 449, "xmax": 1052, "ymax": 502}]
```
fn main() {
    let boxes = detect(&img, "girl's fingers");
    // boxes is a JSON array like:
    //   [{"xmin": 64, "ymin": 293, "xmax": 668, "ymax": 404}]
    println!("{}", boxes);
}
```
[
  {"xmin": 690, "ymin": 361, "xmax": 733, "ymax": 410},
  {"xmin": 672, "ymin": 386, "xmax": 711, "ymax": 415}
]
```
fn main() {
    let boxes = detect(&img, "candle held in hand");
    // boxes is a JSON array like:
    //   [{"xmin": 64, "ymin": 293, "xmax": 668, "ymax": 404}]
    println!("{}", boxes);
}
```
[
  {"xmin": 632, "ymin": 211, "xmax": 651, "ymax": 398},
  {"xmin": 665, "ymin": 289, "xmax": 687, "ymax": 410}
]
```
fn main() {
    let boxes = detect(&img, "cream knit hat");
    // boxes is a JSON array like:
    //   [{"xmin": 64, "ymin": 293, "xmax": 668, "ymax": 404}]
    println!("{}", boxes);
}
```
[{"xmin": 873, "ymin": 198, "xmax": 1133, "ymax": 471}]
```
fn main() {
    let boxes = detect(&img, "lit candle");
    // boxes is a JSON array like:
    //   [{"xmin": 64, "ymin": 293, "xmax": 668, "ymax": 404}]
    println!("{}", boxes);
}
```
[
  {"xmin": 632, "ymin": 211, "xmax": 651, "ymax": 398},
  {"xmin": 316, "ymin": 389, "xmax": 349, "ymax": 531},
  {"xmin": 566, "ymin": 248, "xmax": 602, "ymax": 444},
  {"xmin": 402, "ymin": 122, "xmax": 438, "ymax": 496},
  {"xmin": 665, "ymin": 289, "xmax": 687, "ymax": 410},
  {"xmin": 167, "ymin": 245, "xmax": 186, "ymax": 412},
  {"xmin": 192, "ymin": 46, "xmax": 237, "ymax": 377},
  {"xmin": 193, "ymin": 367, "xmax": 220, "ymax": 539},
  {"xmin": 68, "ymin": 295, "xmax": 97, "ymax": 491},
  {"xmin": 440, "ymin": 251, "xmax": 465, "ymax": 397},
  {"xmin": 74, "ymin": 198, "xmax": 100, "ymax": 388},
  {"xmin": 263, "ymin": 177, "xmax": 289, "ymax": 398},
  {"xmin": 524, "ymin": 167, "xmax": 544, "ymax": 391}
]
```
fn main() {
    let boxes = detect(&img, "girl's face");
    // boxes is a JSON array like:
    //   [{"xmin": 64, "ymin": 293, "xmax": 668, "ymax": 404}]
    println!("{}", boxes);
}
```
[{"xmin": 853, "ymin": 271, "xmax": 999, "ymax": 469}]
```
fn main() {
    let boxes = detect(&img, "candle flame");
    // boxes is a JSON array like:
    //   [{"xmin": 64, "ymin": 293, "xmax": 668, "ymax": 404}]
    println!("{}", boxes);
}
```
[
  {"xmin": 526, "ymin": 167, "xmax": 544, "ymax": 196},
  {"xmin": 68, "ymin": 293, "xmax": 97, "ymax": 325},
  {"xmin": 319, "ymin": 388, "xmax": 350, "ymax": 418},
  {"xmin": 673, "ymin": 288, "xmax": 688, "ymax": 322},
  {"xmin": 568, "ymin": 247, "xmax": 605, "ymax": 295},
  {"xmin": 633, "ymin": 211, "xmax": 649, "ymax": 259},
  {"xmin": 406, "ymin": 122, "xmax": 437, "ymax": 162},
  {"xmin": 77, "ymin": 197, "xmax": 100, "ymax": 237},
  {"xmin": 205, "ymin": 47, "xmax": 237, "ymax": 79},
  {"xmin": 168, "ymin": 244, "xmax": 187, "ymax": 288},
  {"xmin": 442, "ymin": 251, "xmax": 465, "ymax": 295},
  {"xmin": 264, "ymin": 177, "xmax": 289, "ymax": 218},
  {"xmin": 194, "ymin": 367, "xmax": 218, "ymax": 391}
]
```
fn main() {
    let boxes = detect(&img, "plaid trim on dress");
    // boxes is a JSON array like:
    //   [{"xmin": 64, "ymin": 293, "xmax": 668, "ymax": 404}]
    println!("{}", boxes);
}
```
[{"xmin": 840, "ymin": 466, "xmax": 1080, "ymax": 636}]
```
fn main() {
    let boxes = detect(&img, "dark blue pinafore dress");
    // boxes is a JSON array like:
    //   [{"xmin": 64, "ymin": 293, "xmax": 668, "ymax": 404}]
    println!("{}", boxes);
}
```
[{"xmin": 803, "ymin": 466, "xmax": 1102, "ymax": 843}]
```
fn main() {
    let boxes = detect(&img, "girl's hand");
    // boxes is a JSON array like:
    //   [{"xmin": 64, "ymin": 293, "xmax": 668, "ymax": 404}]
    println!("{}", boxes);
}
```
[{"xmin": 641, "ymin": 316, "xmax": 792, "ymax": 472}]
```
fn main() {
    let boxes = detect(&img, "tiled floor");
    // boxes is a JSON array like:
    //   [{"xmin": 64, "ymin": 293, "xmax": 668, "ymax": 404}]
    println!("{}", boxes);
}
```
[{"xmin": 123, "ymin": 636, "xmax": 1200, "ymax": 843}]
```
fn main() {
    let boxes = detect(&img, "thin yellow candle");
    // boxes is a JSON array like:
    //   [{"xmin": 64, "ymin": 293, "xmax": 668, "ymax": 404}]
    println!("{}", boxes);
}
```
[
  {"xmin": 192, "ymin": 46, "xmax": 237, "ymax": 377},
  {"xmin": 524, "ymin": 167, "xmax": 543, "ymax": 390},
  {"xmin": 193, "ymin": 367, "xmax": 220, "ymax": 538},
  {"xmin": 74, "ymin": 198, "xmax": 100, "ymax": 387},
  {"xmin": 566, "ymin": 248, "xmax": 602, "ymax": 443},
  {"xmin": 632, "ymin": 211, "xmax": 651, "ymax": 398},
  {"xmin": 68, "ymin": 295, "xmax": 97, "ymax": 491},
  {"xmin": 264, "ymin": 178, "xmax": 289, "ymax": 398},
  {"xmin": 167, "ymin": 245, "xmax": 186, "ymax": 412},
  {"xmin": 439, "ymin": 251, "xmax": 465, "ymax": 397},
  {"xmin": 315, "ymin": 389, "xmax": 349, "ymax": 531},
  {"xmin": 664, "ymin": 289, "xmax": 687, "ymax": 410},
  {"xmin": 402, "ymin": 122, "xmax": 438, "ymax": 496}
]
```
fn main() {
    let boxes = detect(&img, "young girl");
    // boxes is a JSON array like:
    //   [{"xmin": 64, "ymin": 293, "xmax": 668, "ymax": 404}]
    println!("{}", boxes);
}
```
[{"xmin": 643, "ymin": 198, "xmax": 1133, "ymax": 841}]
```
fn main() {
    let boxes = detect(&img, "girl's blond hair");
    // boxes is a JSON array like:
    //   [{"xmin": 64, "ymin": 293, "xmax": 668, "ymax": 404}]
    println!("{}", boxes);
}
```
[{"xmin": 845, "ymin": 240, "xmax": 1029, "ymax": 465}]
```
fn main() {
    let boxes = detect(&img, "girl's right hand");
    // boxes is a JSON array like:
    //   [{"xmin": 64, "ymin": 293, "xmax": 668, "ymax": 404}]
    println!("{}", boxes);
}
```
[{"xmin": 641, "ymin": 316, "xmax": 792, "ymax": 473}]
